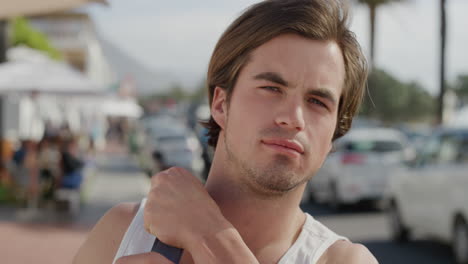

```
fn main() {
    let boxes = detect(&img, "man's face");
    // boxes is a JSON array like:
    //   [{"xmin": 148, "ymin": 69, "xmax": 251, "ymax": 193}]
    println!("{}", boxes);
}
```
[{"xmin": 213, "ymin": 34, "xmax": 345, "ymax": 197}]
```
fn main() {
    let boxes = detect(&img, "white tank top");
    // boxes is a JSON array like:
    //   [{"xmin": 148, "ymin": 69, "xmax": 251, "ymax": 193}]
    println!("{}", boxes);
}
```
[{"xmin": 113, "ymin": 199, "xmax": 348, "ymax": 264}]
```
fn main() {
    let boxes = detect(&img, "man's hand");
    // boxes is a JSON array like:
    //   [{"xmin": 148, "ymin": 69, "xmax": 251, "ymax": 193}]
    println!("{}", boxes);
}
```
[{"xmin": 143, "ymin": 167, "xmax": 232, "ymax": 251}]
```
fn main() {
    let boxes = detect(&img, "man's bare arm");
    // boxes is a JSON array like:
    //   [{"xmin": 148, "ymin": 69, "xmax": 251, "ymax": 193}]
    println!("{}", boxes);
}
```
[
  {"xmin": 73, "ymin": 202, "xmax": 139, "ymax": 264},
  {"xmin": 322, "ymin": 241, "xmax": 379, "ymax": 264},
  {"xmin": 344, "ymin": 243, "xmax": 378, "ymax": 264}
]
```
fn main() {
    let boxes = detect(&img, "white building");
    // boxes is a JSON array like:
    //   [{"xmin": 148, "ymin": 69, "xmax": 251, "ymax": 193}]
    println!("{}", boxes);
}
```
[{"xmin": 28, "ymin": 11, "xmax": 115, "ymax": 89}]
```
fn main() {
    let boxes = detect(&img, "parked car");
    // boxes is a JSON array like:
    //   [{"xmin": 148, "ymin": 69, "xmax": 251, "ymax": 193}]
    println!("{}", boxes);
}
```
[
  {"xmin": 131, "ymin": 121, "xmax": 159, "ymax": 177},
  {"xmin": 137, "ymin": 115, "xmax": 179, "ymax": 176},
  {"xmin": 308, "ymin": 127, "xmax": 413, "ymax": 208},
  {"xmin": 384, "ymin": 127, "xmax": 468, "ymax": 264},
  {"xmin": 142, "ymin": 115, "xmax": 205, "ymax": 181},
  {"xmin": 153, "ymin": 131, "xmax": 205, "ymax": 181}
]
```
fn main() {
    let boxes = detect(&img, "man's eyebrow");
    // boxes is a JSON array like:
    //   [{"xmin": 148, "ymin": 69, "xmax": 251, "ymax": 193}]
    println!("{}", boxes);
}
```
[
  {"xmin": 253, "ymin": 72, "xmax": 289, "ymax": 87},
  {"xmin": 307, "ymin": 88, "xmax": 338, "ymax": 107},
  {"xmin": 254, "ymin": 71, "xmax": 338, "ymax": 106}
]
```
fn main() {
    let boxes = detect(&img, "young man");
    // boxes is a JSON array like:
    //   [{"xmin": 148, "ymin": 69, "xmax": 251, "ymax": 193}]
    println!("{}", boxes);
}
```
[{"xmin": 74, "ymin": 0, "xmax": 377, "ymax": 263}]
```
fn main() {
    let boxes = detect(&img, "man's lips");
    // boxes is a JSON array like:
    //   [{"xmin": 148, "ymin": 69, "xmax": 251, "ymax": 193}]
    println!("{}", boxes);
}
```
[{"xmin": 261, "ymin": 139, "xmax": 305, "ymax": 154}]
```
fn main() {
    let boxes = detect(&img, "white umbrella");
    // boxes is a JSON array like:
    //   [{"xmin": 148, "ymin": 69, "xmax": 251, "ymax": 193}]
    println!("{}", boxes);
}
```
[
  {"xmin": 0, "ymin": 0, "xmax": 107, "ymax": 19},
  {"xmin": 0, "ymin": 61, "xmax": 102, "ymax": 94},
  {"xmin": 0, "ymin": 47, "xmax": 102, "ymax": 94},
  {"xmin": 102, "ymin": 98, "xmax": 143, "ymax": 118}
]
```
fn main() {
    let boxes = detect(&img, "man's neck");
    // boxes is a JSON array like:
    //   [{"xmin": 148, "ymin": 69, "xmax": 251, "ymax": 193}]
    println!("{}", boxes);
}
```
[{"xmin": 205, "ymin": 155, "xmax": 307, "ymax": 261}]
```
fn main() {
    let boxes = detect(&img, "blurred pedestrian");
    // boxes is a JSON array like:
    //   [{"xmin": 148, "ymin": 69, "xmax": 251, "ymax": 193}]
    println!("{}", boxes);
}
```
[
  {"xmin": 37, "ymin": 136, "xmax": 61, "ymax": 202},
  {"xmin": 0, "ymin": 161, "xmax": 13, "ymax": 202},
  {"xmin": 59, "ymin": 122, "xmax": 73, "ymax": 141},
  {"xmin": 11, "ymin": 139, "xmax": 39, "ymax": 209},
  {"xmin": 74, "ymin": 1, "xmax": 376, "ymax": 263},
  {"xmin": 42, "ymin": 120, "xmax": 59, "ymax": 139},
  {"xmin": 59, "ymin": 137, "xmax": 84, "ymax": 190}
]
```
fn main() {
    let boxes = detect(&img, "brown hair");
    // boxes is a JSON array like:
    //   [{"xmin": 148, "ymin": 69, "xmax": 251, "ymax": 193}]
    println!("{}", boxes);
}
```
[{"xmin": 203, "ymin": 0, "xmax": 368, "ymax": 148}]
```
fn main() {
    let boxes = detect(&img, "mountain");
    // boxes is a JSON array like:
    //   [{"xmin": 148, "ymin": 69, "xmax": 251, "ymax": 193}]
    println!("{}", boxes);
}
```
[{"xmin": 99, "ymin": 37, "xmax": 176, "ymax": 96}]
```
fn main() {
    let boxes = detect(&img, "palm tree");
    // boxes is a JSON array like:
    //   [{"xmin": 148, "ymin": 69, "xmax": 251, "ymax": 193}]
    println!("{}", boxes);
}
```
[
  {"xmin": 0, "ymin": 21, "xmax": 6, "ymax": 63},
  {"xmin": 438, "ymin": 0, "xmax": 447, "ymax": 124},
  {"xmin": 357, "ymin": 0, "xmax": 404, "ymax": 69}
]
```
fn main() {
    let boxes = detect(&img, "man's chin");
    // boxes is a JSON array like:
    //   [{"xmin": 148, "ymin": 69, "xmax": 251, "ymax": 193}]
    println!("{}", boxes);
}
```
[
  {"xmin": 243, "ymin": 180, "xmax": 292, "ymax": 199},
  {"xmin": 245, "ymin": 169, "xmax": 306, "ymax": 198}
]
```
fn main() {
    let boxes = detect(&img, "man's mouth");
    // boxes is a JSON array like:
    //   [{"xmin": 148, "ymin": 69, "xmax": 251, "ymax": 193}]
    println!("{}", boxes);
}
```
[{"xmin": 261, "ymin": 138, "xmax": 305, "ymax": 155}]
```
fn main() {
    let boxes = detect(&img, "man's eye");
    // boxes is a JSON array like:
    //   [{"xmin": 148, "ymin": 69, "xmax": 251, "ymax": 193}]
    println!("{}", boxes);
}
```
[
  {"xmin": 261, "ymin": 86, "xmax": 281, "ymax": 93},
  {"xmin": 308, "ymin": 98, "xmax": 327, "ymax": 108}
]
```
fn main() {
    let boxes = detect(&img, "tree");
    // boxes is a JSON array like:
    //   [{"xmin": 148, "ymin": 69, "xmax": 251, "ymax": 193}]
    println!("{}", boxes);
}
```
[
  {"xmin": 189, "ymin": 79, "xmax": 207, "ymax": 103},
  {"xmin": 10, "ymin": 17, "xmax": 62, "ymax": 60},
  {"xmin": 360, "ymin": 68, "xmax": 435, "ymax": 123},
  {"xmin": 454, "ymin": 74, "xmax": 468, "ymax": 104},
  {"xmin": 167, "ymin": 83, "xmax": 189, "ymax": 101},
  {"xmin": 437, "ymin": 0, "xmax": 447, "ymax": 124},
  {"xmin": 357, "ymin": 0, "xmax": 404, "ymax": 69},
  {"xmin": 0, "ymin": 21, "xmax": 6, "ymax": 62}
]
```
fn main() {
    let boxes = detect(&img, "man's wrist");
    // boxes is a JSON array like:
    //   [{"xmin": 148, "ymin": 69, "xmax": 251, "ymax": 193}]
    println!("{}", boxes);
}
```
[
  {"xmin": 188, "ymin": 226, "xmax": 259, "ymax": 264},
  {"xmin": 184, "ymin": 214, "xmax": 234, "ymax": 251}
]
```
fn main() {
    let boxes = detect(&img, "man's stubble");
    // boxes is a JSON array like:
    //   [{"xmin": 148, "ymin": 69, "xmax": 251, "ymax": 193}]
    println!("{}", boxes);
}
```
[{"xmin": 222, "ymin": 116, "xmax": 311, "ymax": 199}]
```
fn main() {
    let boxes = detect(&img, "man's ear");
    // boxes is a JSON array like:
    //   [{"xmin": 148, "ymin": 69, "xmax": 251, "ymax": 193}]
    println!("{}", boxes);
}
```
[
  {"xmin": 211, "ymin": 86, "xmax": 227, "ymax": 130},
  {"xmin": 327, "ymin": 141, "xmax": 334, "ymax": 154}
]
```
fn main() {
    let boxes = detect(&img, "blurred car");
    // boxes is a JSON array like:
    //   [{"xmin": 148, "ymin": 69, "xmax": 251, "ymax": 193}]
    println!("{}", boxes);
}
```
[
  {"xmin": 384, "ymin": 127, "xmax": 468, "ymax": 264},
  {"xmin": 153, "ymin": 130, "xmax": 205, "ymax": 181},
  {"xmin": 136, "ymin": 115, "xmax": 181, "ymax": 177},
  {"xmin": 308, "ymin": 127, "xmax": 413, "ymax": 208},
  {"xmin": 142, "ymin": 115, "xmax": 205, "ymax": 181},
  {"xmin": 397, "ymin": 125, "xmax": 431, "ymax": 153},
  {"xmin": 131, "ymin": 121, "xmax": 159, "ymax": 177}
]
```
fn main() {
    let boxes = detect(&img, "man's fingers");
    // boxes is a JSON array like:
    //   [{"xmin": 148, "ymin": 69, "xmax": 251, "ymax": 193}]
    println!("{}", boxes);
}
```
[{"xmin": 115, "ymin": 252, "xmax": 174, "ymax": 264}]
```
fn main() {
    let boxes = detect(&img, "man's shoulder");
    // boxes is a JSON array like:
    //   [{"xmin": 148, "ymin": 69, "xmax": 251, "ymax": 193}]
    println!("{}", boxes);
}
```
[
  {"xmin": 73, "ymin": 202, "xmax": 140, "ymax": 264},
  {"xmin": 107, "ymin": 202, "xmax": 140, "ymax": 222},
  {"xmin": 320, "ymin": 240, "xmax": 378, "ymax": 264},
  {"xmin": 101, "ymin": 202, "xmax": 140, "ymax": 228}
]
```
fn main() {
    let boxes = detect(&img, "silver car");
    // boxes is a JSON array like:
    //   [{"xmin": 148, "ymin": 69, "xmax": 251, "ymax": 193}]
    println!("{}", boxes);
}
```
[
  {"xmin": 385, "ymin": 127, "xmax": 468, "ymax": 264},
  {"xmin": 308, "ymin": 127, "xmax": 413, "ymax": 209},
  {"xmin": 154, "ymin": 132, "xmax": 205, "ymax": 180}
]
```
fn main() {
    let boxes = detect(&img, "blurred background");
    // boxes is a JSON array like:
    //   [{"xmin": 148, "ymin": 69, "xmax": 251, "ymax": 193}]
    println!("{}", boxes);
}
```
[{"xmin": 0, "ymin": 0, "xmax": 467, "ymax": 263}]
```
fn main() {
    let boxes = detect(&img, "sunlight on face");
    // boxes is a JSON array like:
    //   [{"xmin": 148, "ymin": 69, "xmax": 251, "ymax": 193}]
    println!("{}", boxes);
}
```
[{"xmin": 221, "ymin": 34, "xmax": 345, "ymax": 198}]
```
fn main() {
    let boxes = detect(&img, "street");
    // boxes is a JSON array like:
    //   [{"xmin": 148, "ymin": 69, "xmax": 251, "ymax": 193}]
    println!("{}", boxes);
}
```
[{"xmin": 0, "ymin": 152, "xmax": 457, "ymax": 263}]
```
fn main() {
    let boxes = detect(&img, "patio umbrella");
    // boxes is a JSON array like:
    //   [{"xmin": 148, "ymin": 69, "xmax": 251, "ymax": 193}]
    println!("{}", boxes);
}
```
[
  {"xmin": 101, "ymin": 97, "xmax": 143, "ymax": 118},
  {"xmin": 0, "ymin": 46, "xmax": 103, "ymax": 94},
  {"xmin": 0, "ymin": 60, "xmax": 102, "ymax": 94}
]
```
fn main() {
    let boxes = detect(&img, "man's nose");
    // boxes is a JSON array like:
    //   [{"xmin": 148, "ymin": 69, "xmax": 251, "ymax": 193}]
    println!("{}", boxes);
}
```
[{"xmin": 274, "ymin": 98, "xmax": 305, "ymax": 132}]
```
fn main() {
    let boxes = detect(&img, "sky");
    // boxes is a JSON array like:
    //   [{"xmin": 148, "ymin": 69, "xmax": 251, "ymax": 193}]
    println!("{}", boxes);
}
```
[{"xmin": 88, "ymin": 0, "xmax": 468, "ymax": 95}]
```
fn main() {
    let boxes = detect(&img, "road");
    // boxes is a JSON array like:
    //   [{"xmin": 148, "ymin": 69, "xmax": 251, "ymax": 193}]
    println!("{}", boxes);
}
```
[{"xmin": 0, "ymin": 152, "xmax": 456, "ymax": 263}]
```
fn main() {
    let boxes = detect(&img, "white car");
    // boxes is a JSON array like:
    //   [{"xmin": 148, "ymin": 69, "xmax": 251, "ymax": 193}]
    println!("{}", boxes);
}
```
[
  {"xmin": 385, "ymin": 127, "xmax": 468, "ymax": 264},
  {"xmin": 154, "ymin": 132, "xmax": 205, "ymax": 181},
  {"xmin": 141, "ymin": 115, "xmax": 205, "ymax": 180},
  {"xmin": 308, "ymin": 127, "xmax": 413, "ymax": 208}
]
